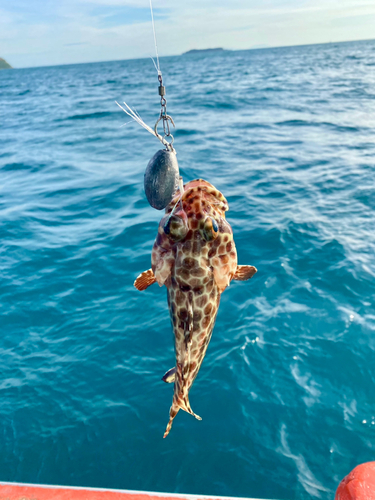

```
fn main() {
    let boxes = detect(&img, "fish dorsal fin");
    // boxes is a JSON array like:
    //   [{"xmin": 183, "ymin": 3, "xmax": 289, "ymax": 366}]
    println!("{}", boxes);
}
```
[
  {"xmin": 134, "ymin": 269, "xmax": 157, "ymax": 291},
  {"xmin": 233, "ymin": 265, "xmax": 257, "ymax": 281}
]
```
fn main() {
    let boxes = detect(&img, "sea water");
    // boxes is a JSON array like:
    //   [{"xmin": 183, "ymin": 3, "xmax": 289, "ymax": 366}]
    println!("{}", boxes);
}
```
[{"xmin": 1, "ymin": 39, "xmax": 375, "ymax": 500}]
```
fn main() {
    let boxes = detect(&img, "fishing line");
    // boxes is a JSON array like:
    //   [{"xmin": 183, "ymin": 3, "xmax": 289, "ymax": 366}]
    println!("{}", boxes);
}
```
[
  {"xmin": 149, "ymin": 0, "xmax": 161, "ymax": 75},
  {"xmin": 116, "ymin": 0, "xmax": 182, "ymax": 211}
]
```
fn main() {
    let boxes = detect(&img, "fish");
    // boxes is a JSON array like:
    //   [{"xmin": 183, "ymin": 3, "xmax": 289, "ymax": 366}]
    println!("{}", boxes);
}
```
[{"xmin": 134, "ymin": 179, "xmax": 257, "ymax": 438}]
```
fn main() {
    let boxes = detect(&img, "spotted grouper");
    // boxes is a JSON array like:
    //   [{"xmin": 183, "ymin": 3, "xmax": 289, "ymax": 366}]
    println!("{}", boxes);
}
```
[{"xmin": 134, "ymin": 179, "xmax": 257, "ymax": 437}]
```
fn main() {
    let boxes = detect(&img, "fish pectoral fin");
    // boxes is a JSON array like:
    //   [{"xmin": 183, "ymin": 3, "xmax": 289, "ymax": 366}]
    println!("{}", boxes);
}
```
[
  {"xmin": 151, "ymin": 243, "xmax": 173, "ymax": 287},
  {"xmin": 213, "ymin": 267, "xmax": 231, "ymax": 293},
  {"xmin": 233, "ymin": 265, "xmax": 257, "ymax": 281},
  {"xmin": 134, "ymin": 269, "xmax": 157, "ymax": 291},
  {"xmin": 162, "ymin": 367, "xmax": 176, "ymax": 383}
]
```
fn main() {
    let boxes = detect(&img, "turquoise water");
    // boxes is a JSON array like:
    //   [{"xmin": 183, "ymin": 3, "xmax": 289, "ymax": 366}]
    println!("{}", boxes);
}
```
[{"xmin": 1, "ymin": 39, "xmax": 375, "ymax": 500}]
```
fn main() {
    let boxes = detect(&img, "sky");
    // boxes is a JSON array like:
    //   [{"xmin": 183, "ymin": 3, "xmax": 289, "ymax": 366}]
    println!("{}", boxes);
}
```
[{"xmin": 0, "ymin": 0, "xmax": 375, "ymax": 68}]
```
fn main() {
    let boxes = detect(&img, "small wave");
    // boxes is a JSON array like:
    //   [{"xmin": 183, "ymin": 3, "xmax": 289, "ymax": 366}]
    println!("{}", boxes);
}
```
[
  {"xmin": 276, "ymin": 119, "xmax": 314, "ymax": 127},
  {"xmin": 174, "ymin": 129, "xmax": 197, "ymax": 136},
  {"xmin": 278, "ymin": 424, "xmax": 330, "ymax": 498},
  {"xmin": 2, "ymin": 162, "xmax": 34, "ymax": 171},
  {"xmin": 276, "ymin": 119, "xmax": 360, "ymax": 132},
  {"xmin": 64, "ymin": 111, "xmax": 117, "ymax": 121},
  {"xmin": 241, "ymin": 122, "xmax": 271, "ymax": 130},
  {"xmin": 200, "ymin": 100, "xmax": 237, "ymax": 110},
  {"xmin": 354, "ymin": 188, "xmax": 375, "ymax": 210}
]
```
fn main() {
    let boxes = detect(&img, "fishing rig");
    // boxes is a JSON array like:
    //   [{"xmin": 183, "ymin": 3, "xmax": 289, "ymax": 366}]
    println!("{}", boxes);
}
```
[{"xmin": 116, "ymin": 0, "xmax": 182, "ymax": 212}]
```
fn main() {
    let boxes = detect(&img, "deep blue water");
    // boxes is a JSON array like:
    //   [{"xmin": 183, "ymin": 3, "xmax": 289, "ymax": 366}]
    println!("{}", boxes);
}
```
[{"xmin": 1, "ymin": 39, "xmax": 375, "ymax": 500}]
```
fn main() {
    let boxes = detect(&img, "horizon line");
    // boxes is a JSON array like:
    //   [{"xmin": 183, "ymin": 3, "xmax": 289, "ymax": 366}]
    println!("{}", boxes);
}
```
[{"xmin": 6, "ymin": 36, "xmax": 375, "ymax": 71}]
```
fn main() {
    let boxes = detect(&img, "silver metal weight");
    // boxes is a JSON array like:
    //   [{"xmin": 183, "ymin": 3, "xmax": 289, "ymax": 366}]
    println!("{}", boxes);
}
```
[{"xmin": 144, "ymin": 149, "xmax": 180, "ymax": 210}]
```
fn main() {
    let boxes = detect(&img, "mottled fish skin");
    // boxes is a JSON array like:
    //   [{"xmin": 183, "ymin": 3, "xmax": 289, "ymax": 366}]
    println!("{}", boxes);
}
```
[{"xmin": 134, "ymin": 179, "xmax": 257, "ymax": 438}]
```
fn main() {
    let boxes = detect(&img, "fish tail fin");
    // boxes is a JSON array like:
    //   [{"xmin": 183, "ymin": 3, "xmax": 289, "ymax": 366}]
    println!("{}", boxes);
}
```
[
  {"xmin": 163, "ymin": 405, "xmax": 179, "ymax": 438},
  {"xmin": 163, "ymin": 396, "xmax": 202, "ymax": 438},
  {"xmin": 182, "ymin": 394, "xmax": 202, "ymax": 421},
  {"xmin": 177, "ymin": 390, "xmax": 202, "ymax": 421}
]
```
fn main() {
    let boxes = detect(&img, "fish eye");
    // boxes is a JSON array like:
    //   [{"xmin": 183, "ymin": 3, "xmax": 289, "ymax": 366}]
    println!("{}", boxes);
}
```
[
  {"xmin": 201, "ymin": 217, "xmax": 219, "ymax": 242},
  {"xmin": 163, "ymin": 214, "xmax": 188, "ymax": 241}
]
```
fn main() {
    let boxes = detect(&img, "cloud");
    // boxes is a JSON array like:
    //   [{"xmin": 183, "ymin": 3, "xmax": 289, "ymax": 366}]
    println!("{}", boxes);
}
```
[
  {"xmin": 64, "ymin": 42, "xmax": 90, "ymax": 46},
  {"xmin": 1, "ymin": 0, "xmax": 374, "ymax": 68}
]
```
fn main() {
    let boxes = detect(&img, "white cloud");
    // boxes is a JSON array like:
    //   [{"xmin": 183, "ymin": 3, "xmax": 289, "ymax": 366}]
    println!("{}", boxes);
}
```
[{"xmin": 1, "ymin": 0, "xmax": 374, "ymax": 68}]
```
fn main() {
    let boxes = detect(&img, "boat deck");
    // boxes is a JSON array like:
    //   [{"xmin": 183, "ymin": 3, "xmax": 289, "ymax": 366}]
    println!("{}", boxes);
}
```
[{"xmin": 0, "ymin": 482, "xmax": 270, "ymax": 500}]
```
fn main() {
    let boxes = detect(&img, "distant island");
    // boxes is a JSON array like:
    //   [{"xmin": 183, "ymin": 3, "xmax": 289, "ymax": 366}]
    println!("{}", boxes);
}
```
[
  {"xmin": 182, "ymin": 48, "xmax": 225, "ymax": 55},
  {"xmin": 0, "ymin": 58, "xmax": 12, "ymax": 70}
]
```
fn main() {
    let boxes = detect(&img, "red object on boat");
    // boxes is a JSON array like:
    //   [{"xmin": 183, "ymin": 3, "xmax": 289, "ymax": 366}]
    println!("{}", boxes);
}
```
[
  {"xmin": 0, "ymin": 482, "xmax": 264, "ymax": 500},
  {"xmin": 335, "ymin": 462, "xmax": 375, "ymax": 500}
]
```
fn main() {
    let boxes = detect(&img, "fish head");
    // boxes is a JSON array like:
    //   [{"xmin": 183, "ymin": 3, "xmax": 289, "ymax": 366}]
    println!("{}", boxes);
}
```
[
  {"xmin": 160, "ymin": 178, "xmax": 229, "ymax": 241},
  {"xmin": 152, "ymin": 179, "xmax": 237, "ymax": 292},
  {"xmin": 179, "ymin": 179, "xmax": 229, "ymax": 242}
]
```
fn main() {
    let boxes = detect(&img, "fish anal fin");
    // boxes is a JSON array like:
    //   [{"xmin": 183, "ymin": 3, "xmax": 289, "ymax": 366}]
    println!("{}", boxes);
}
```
[
  {"xmin": 134, "ymin": 269, "xmax": 156, "ymax": 291},
  {"xmin": 233, "ymin": 265, "xmax": 257, "ymax": 281}
]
